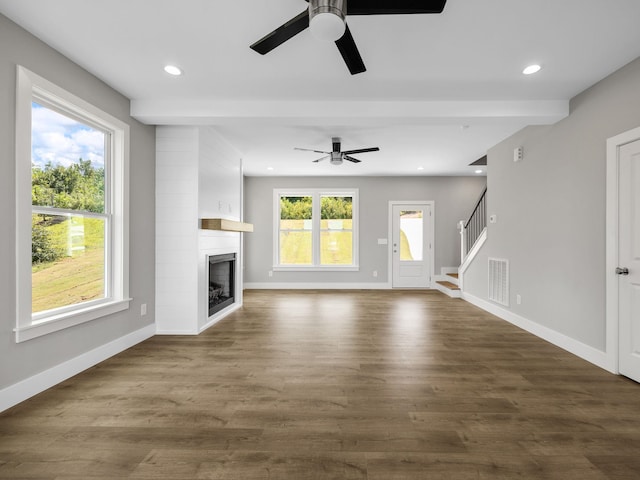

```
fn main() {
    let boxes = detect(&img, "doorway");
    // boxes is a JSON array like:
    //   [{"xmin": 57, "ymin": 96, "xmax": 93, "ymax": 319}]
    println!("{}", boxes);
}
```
[
  {"xmin": 389, "ymin": 202, "xmax": 434, "ymax": 288},
  {"xmin": 606, "ymin": 127, "xmax": 640, "ymax": 383}
]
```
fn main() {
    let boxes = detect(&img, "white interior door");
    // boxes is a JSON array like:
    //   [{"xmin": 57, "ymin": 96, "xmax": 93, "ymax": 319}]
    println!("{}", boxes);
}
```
[
  {"xmin": 618, "ymin": 138, "xmax": 640, "ymax": 382},
  {"xmin": 391, "ymin": 203, "xmax": 432, "ymax": 288}
]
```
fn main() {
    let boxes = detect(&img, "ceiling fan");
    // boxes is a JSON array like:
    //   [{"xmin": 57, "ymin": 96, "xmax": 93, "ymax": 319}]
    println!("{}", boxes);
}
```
[
  {"xmin": 250, "ymin": 0, "xmax": 448, "ymax": 75},
  {"xmin": 295, "ymin": 137, "xmax": 379, "ymax": 165}
]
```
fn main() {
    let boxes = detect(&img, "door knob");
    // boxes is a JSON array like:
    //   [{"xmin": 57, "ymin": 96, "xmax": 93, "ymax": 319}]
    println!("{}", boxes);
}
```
[{"xmin": 616, "ymin": 267, "xmax": 630, "ymax": 275}]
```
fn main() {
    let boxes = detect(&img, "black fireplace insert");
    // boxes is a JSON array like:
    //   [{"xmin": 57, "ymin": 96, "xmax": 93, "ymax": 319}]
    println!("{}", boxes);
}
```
[{"xmin": 208, "ymin": 253, "xmax": 235, "ymax": 316}]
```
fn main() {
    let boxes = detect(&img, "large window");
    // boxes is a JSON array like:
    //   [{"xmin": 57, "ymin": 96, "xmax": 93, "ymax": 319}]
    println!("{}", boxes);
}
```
[
  {"xmin": 15, "ymin": 66, "xmax": 130, "ymax": 342},
  {"xmin": 274, "ymin": 189, "xmax": 358, "ymax": 270}
]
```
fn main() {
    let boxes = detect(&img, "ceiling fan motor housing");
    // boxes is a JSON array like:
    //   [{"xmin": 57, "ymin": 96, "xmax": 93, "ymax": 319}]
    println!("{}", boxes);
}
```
[
  {"xmin": 309, "ymin": 0, "xmax": 346, "ymax": 20},
  {"xmin": 309, "ymin": 0, "xmax": 347, "ymax": 41}
]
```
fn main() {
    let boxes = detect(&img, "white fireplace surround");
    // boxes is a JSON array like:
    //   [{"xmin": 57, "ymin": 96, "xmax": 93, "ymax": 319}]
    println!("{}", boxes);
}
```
[{"xmin": 156, "ymin": 126, "xmax": 245, "ymax": 335}]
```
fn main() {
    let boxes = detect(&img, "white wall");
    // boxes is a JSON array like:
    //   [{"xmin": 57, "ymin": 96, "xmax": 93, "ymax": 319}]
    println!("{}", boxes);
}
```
[
  {"xmin": 156, "ymin": 126, "xmax": 243, "ymax": 334},
  {"xmin": 244, "ymin": 175, "xmax": 486, "ymax": 286},
  {"xmin": 0, "ymin": 14, "xmax": 156, "ymax": 407},
  {"xmin": 463, "ymin": 56, "xmax": 640, "ymax": 366}
]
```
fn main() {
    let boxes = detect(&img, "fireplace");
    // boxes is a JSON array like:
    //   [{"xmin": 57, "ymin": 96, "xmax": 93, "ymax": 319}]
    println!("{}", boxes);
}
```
[{"xmin": 208, "ymin": 253, "xmax": 236, "ymax": 316}]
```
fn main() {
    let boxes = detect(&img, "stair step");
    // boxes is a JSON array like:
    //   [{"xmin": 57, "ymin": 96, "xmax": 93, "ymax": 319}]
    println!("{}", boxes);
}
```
[
  {"xmin": 447, "ymin": 273, "xmax": 459, "ymax": 279},
  {"xmin": 436, "ymin": 281, "xmax": 460, "ymax": 291}
]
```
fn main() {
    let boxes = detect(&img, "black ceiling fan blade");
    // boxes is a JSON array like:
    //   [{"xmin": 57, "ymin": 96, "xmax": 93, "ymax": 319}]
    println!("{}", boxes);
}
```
[
  {"xmin": 250, "ymin": 10, "xmax": 310, "ymax": 55},
  {"xmin": 295, "ymin": 147, "xmax": 331, "ymax": 155},
  {"xmin": 342, "ymin": 147, "xmax": 380, "ymax": 155},
  {"xmin": 469, "ymin": 155, "xmax": 487, "ymax": 166},
  {"xmin": 344, "ymin": 155, "xmax": 362, "ymax": 163},
  {"xmin": 335, "ymin": 24, "xmax": 366, "ymax": 75},
  {"xmin": 347, "ymin": 0, "xmax": 447, "ymax": 15},
  {"xmin": 312, "ymin": 155, "xmax": 330, "ymax": 163}
]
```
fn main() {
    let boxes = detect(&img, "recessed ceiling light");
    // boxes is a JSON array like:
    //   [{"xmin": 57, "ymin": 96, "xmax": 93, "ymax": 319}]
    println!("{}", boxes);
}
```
[
  {"xmin": 164, "ymin": 65, "xmax": 182, "ymax": 76},
  {"xmin": 267, "ymin": 167, "xmax": 274, "ymax": 171},
  {"xmin": 475, "ymin": 169, "xmax": 484, "ymax": 174},
  {"xmin": 417, "ymin": 166, "xmax": 424, "ymax": 171},
  {"xmin": 523, "ymin": 64, "xmax": 541, "ymax": 75}
]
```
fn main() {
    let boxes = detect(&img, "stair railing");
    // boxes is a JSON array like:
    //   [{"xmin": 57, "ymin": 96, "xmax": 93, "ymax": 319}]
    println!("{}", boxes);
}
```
[{"xmin": 460, "ymin": 187, "xmax": 487, "ymax": 263}]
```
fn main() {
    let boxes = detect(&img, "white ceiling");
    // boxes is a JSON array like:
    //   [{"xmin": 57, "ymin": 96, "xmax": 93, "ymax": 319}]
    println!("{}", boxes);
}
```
[{"xmin": 2, "ymin": 0, "xmax": 640, "ymax": 176}]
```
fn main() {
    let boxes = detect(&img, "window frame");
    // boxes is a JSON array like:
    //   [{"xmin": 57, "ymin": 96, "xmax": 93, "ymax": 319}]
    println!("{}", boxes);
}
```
[
  {"xmin": 273, "ymin": 188, "xmax": 359, "ymax": 271},
  {"xmin": 15, "ymin": 66, "xmax": 130, "ymax": 343}
]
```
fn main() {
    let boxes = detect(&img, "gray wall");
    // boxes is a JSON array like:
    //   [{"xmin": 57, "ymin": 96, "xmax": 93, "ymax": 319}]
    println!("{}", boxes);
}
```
[
  {"xmin": 0, "ymin": 14, "xmax": 156, "ymax": 389},
  {"xmin": 464, "ymin": 56, "xmax": 640, "ymax": 351},
  {"xmin": 244, "ymin": 176, "xmax": 486, "ymax": 285}
]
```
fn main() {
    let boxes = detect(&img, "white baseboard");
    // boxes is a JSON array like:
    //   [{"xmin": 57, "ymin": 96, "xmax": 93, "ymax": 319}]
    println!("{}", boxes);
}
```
[
  {"xmin": 244, "ymin": 282, "xmax": 392, "ymax": 290},
  {"xmin": 462, "ymin": 292, "xmax": 613, "ymax": 373},
  {"xmin": 155, "ymin": 329, "xmax": 199, "ymax": 335},
  {"xmin": 0, "ymin": 324, "xmax": 156, "ymax": 413}
]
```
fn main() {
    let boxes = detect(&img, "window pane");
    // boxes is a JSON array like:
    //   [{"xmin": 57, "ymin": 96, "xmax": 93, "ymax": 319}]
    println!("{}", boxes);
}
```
[
  {"xmin": 320, "ymin": 196, "xmax": 353, "ymax": 265},
  {"xmin": 32, "ymin": 213, "xmax": 105, "ymax": 313},
  {"xmin": 279, "ymin": 231, "xmax": 312, "ymax": 265},
  {"xmin": 321, "ymin": 230, "xmax": 353, "ymax": 265},
  {"xmin": 280, "ymin": 196, "xmax": 312, "ymax": 221},
  {"xmin": 400, "ymin": 210, "xmax": 423, "ymax": 261},
  {"xmin": 280, "ymin": 196, "xmax": 312, "ymax": 265},
  {"xmin": 31, "ymin": 102, "xmax": 105, "ymax": 213},
  {"xmin": 321, "ymin": 195, "xmax": 352, "ymax": 220}
]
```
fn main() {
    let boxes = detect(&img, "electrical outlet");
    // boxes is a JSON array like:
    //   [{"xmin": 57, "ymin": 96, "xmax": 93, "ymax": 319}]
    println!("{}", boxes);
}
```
[
  {"xmin": 516, "ymin": 295, "xmax": 522, "ymax": 305},
  {"xmin": 141, "ymin": 303, "xmax": 147, "ymax": 316},
  {"xmin": 373, "ymin": 270, "xmax": 378, "ymax": 278},
  {"xmin": 268, "ymin": 270, "xmax": 273, "ymax": 277},
  {"xmin": 514, "ymin": 146, "xmax": 524, "ymax": 162}
]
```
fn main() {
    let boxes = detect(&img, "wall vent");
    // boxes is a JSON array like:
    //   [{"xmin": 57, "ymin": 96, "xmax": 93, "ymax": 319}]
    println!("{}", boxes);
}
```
[{"xmin": 488, "ymin": 258, "xmax": 509, "ymax": 306}]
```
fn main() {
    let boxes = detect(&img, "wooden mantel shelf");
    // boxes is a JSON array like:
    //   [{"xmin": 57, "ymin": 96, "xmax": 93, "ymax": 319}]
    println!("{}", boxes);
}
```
[{"xmin": 201, "ymin": 218, "xmax": 254, "ymax": 233}]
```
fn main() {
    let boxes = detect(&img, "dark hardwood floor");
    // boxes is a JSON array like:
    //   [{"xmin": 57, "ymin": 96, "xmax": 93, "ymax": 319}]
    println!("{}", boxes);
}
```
[{"xmin": 1, "ymin": 290, "xmax": 640, "ymax": 479}]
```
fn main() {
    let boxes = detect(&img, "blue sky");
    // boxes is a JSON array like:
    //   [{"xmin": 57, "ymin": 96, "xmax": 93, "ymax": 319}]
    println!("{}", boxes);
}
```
[{"xmin": 31, "ymin": 102, "xmax": 105, "ymax": 170}]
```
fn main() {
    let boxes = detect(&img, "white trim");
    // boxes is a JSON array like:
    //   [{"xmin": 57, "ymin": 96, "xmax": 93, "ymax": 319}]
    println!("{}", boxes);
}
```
[
  {"xmin": 388, "ymin": 201, "xmax": 435, "ymax": 288},
  {"xmin": 0, "ymin": 324, "xmax": 155, "ymax": 413},
  {"xmin": 462, "ymin": 292, "xmax": 612, "ymax": 373},
  {"xmin": 605, "ymin": 126, "xmax": 640, "ymax": 375},
  {"xmin": 244, "ymin": 282, "xmax": 392, "ymax": 290},
  {"xmin": 15, "ymin": 299, "xmax": 132, "ymax": 343}
]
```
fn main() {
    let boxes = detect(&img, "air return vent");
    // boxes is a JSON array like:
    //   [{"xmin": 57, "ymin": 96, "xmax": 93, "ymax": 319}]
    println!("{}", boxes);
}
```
[{"xmin": 488, "ymin": 258, "xmax": 509, "ymax": 306}]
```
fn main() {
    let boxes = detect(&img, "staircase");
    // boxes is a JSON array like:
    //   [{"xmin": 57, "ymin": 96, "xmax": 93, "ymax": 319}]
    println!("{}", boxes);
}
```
[
  {"xmin": 435, "ymin": 270, "xmax": 461, "ymax": 298},
  {"xmin": 436, "ymin": 187, "xmax": 487, "ymax": 298},
  {"xmin": 458, "ymin": 187, "xmax": 487, "ymax": 291}
]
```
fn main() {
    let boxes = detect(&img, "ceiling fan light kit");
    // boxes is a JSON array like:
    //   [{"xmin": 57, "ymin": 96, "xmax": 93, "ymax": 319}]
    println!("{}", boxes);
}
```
[{"xmin": 250, "ymin": 0, "xmax": 447, "ymax": 75}]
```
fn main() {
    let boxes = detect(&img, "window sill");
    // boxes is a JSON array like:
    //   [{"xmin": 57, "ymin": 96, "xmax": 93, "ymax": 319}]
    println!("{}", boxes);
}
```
[
  {"xmin": 15, "ymin": 299, "xmax": 132, "ymax": 343},
  {"xmin": 273, "ymin": 266, "xmax": 360, "ymax": 272}
]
